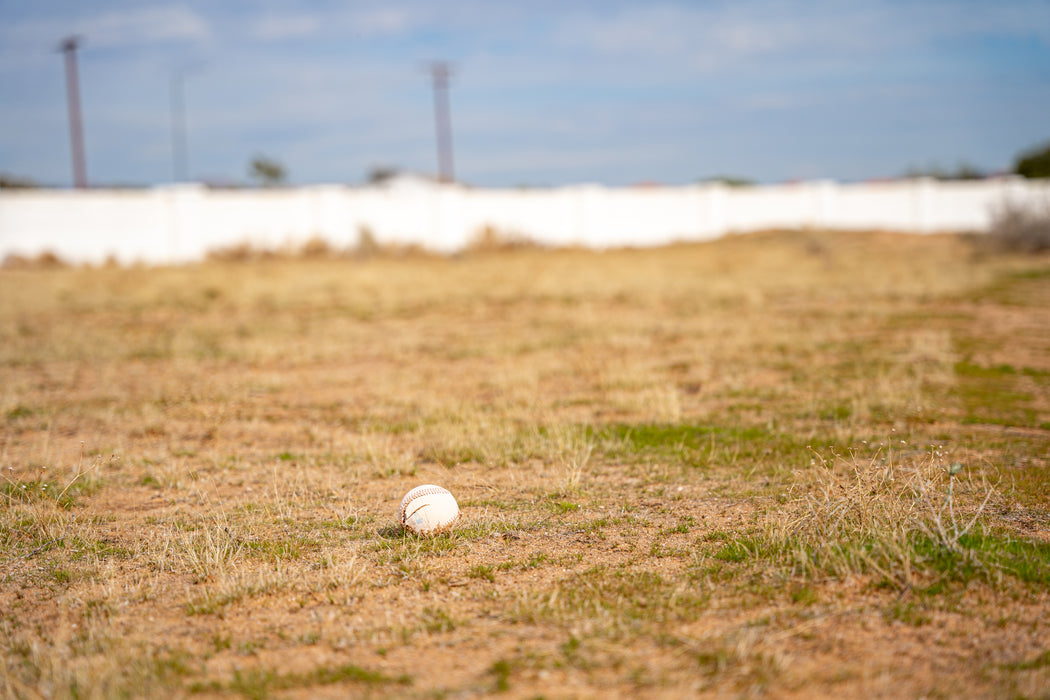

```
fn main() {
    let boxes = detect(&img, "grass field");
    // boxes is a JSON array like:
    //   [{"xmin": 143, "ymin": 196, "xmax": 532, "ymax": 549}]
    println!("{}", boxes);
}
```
[{"xmin": 2, "ymin": 230, "xmax": 1049, "ymax": 699}]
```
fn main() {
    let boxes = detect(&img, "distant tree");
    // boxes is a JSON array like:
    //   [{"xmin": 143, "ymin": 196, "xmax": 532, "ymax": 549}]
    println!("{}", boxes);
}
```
[
  {"xmin": 249, "ymin": 156, "xmax": 287, "ymax": 186},
  {"xmin": 0, "ymin": 173, "xmax": 38, "ymax": 189},
  {"xmin": 904, "ymin": 163, "xmax": 984, "ymax": 180},
  {"xmin": 1015, "ymin": 143, "xmax": 1050, "ymax": 179},
  {"xmin": 699, "ymin": 176, "xmax": 755, "ymax": 187},
  {"xmin": 367, "ymin": 166, "xmax": 400, "ymax": 184},
  {"xmin": 948, "ymin": 162, "xmax": 984, "ymax": 180}
]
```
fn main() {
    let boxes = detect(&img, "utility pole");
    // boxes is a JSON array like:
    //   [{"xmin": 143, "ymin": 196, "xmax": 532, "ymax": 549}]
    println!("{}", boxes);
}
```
[
  {"xmin": 59, "ymin": 36, "xmax": 87, "ymax": 188},
  {"xmin": 170, "ymin": 69, "xmax": 190, "ymax": 182},
  {"xmin": 428, "ymin": 61, "xmax": 455, "ymax": 183}
]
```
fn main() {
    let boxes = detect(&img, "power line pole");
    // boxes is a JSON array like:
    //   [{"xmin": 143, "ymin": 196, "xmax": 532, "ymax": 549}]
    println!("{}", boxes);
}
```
[
  {"xmin": 59, "ymin": 36, "xmax": 87, "ymax": 188},
  {"xmin": 428, "ymin": 61, "xmax": 455, "ymax": 183}
]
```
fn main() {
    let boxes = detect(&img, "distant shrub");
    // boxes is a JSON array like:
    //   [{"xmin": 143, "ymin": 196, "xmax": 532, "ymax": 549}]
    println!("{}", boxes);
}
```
[
  {"xmin": 1015, "ymin": 143, "xmax": 1050, "ymax": 179},
  {"xmin": 355, "ymin": 226, "xmax": 380, "ymax": 258},
  {"xmin": 206, "ymin": 237, "xmax": 351, "ymax": 262},
  {"xmin": 298, "ymin": 236, "xmax": 334, "ymax": 258},
  {"xmin": 904, "ymin": 163, "xmax": 984, "ymax": 181},
  {"xmin": 464, "ymin": 225, "xmax": 541, "ymax": 254},
  {"xmin": 986, "ymin": 200, "xmax": 1050, "ymax": 253},
  {"xmin": 2, "ymin": 251, "xmax": 67, "ymax": 269},
  {"xmin": 206, "ymin": 242, "xmax": 268, "ymax": 263},
  {"xmin": 0, "ymin": 173, "xmax": 38, "ymax": 189},
  {"xmin": 367, "ymin": 166, "xmax": 399, "ymax": 184},
  {"xmin": 699, "ymin": 175, "xmax": 755, "ymax": 187},
  {"xmin": 248, "ymin": 155, "xmax": 287, "ymax": 187},
  {"xmin": 352, "ymin": 226, "xmax": 435, "ymax": 259}
]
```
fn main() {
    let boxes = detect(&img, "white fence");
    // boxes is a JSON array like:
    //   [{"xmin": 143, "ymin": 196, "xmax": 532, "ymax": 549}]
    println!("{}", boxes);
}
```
[{"xmin": 1, "ymin": 177, "xmax": 1047, "ymax": 265}]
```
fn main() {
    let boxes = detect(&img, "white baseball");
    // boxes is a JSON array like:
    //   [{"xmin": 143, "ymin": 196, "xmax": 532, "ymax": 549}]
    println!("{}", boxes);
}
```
[{"xmin": 398, "ymin": 484, "xmax": 461, "ymax": 535}]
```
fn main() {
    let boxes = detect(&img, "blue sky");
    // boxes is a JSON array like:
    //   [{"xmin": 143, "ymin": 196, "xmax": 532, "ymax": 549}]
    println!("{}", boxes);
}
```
[{"xmin": 2, "ymin": 0, "xmax": 1049, "ymax": 187}]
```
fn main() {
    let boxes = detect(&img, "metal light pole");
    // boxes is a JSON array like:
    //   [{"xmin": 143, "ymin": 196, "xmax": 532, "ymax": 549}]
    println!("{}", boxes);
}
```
[
  {"xmin": 59, "ymin": 36, "xmax": 87, "ymax": 188},
  {"xmin": 428, "ymin": 61, "xmax": 455, "ymax": 183}
]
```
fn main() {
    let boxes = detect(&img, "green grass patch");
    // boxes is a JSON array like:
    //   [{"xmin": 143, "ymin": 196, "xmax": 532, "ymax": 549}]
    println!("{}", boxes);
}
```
[
  {"xmin": 818, "ymin": 405, "xmax": 853, "ymax": 422},
  {"xmin": 790, "ymin": 585, "xmax": 819, "ymax": 606},
  {"xmin": 915, "ymin": 532, "xmax": 1050, "ymax": 587},
  {"xmin": 975, "ymin": 266, "xmax": 1050, "ymax": 307},
  {"xmin": 524, "ymin": 551, "xmax": 550, "ymax": 570},
  {"xmin": 661, "ymin": 521, "xmax": 691, "ymax": 535},
  {"xmin": 1, "ymin": 475, "xmax": 101, "ymax": 509},
  {"xmin": 885, "ymin": 600, "xmax": 932, "ymax": 626},
  {"xmin": 696, "ymin": 648, "xmax": 734, "ymax": 676},
  {"xmin": 373, "ymin": 529, "xmax": 460, "ymax": 561},
  {"xmin": 1007, "ymin": 463, "xmax": 1050, "ymax": 510},
  {"xmin": 712, "ymin": 534, "xmax": 781, "ymax": 564},
  {"xmin": 245, "ymin": 538, "xmax": 306, "ymax": 562},
  {"xmin": 5, "ymin": 404, "xmax": 34, "ymax": 420},
  {"xmin": 954, "ymin": 361, "xmax": 1039, "ymax": 428},
  {"xmin": 71, "ymin": 534, "xmax": 131, "ymax": 560},
  {"xmin": 184, "ymin": 575, "xmax": 283, "ymax": 616},
  {"xmin": 489, "ymin": 659, "xmax": 512, "ymax": 692},
  {"xmin": 469, "ymin": 564, "xmax": 496, "ymax": 582},
  {"xmin": 548, "ymin": 499, "xmax": 580, "ymax": 514},
  {"xmin": 1001, "ymin": 649, "xmax": 1050, "ymax": 671},
  {"xmin": 713, "ymin": 541, "xmax": 751, "ymax": 563},
  {"xmin": 421, "ymin": 606, "xmax": 456, "ymax": 634},
  {"xmin": 776, "ymin": 528, "xmax": 1050, "ymax": 591},
  {"xmin": 591, "ymin": 422, "xmax": 815, "ymax": 475}
]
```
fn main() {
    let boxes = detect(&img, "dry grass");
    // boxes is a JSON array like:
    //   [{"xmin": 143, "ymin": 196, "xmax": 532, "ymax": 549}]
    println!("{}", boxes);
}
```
[
  {"xmin": 779, "ymin": 444, "xmax": 1000, "ymax": 586},
  {"xmin": 2, "ymin": 230, "xmax": 1049, "ymax": 698}
]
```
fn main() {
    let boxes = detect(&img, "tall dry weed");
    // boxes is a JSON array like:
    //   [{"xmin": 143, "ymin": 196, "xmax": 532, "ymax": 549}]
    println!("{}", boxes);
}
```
[{"xmin": 779, "ymin": 443, "xmax": 997, "ymax": 588}]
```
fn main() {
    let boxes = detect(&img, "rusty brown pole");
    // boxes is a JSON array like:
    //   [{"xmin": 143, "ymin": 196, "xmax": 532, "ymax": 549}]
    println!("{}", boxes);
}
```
[{"xmin": 59, "ymin": 36, "xmax": 87, "ymax": 188}]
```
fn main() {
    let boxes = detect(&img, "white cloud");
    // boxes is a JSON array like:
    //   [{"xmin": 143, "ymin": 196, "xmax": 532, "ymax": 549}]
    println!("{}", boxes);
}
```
[
  {"xmin": 558, "ymin": 5, "xmax": 696, "ymax": 57},
  {"xmin": 247, "ymin": 14, "xmax": 322, "ymax": 41},
  {"xmin": 237, "ymin": 6, "xmax": 424, "ymax": 45},
  {"xmin": 351, "ymin": 8, "xmax": 415, "ymax": 36},
  {"xmin": 78, "ymin": 6, "xmax": 211, "ymax": 47},
  {"xmin": 553, "ymin": 0, "xmax": 1050, "ymax": 75},
  {"xmin": 551, "ymin": 3, "xmax": 847, "ymax": 75},
  {"xmin": 240, "ymin": 6, "xmax": 421, "ymax": 44}
]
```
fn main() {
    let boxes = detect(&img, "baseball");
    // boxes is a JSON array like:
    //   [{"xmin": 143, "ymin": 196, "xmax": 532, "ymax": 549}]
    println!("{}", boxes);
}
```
[{"xmin": 398, "ymin": 484, "xmax": 461, "ymax": 535}]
